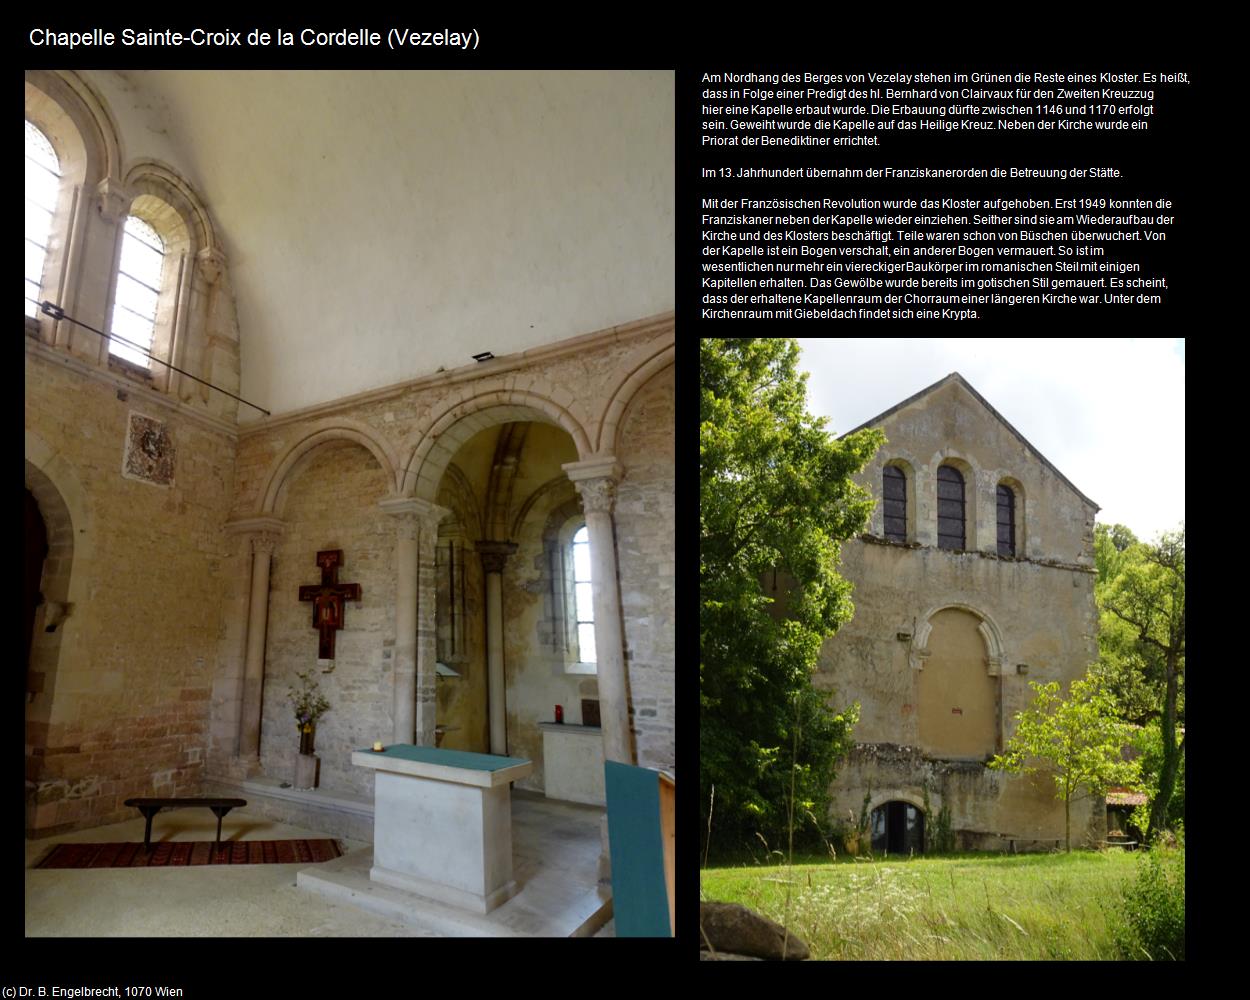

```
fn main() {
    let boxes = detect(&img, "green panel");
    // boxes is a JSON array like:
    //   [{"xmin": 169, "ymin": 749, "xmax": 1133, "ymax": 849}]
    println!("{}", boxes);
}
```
[
  {"xmin": 358, "ymin": 744, "xmax": 529, "ymax": 772},
  {"xmin": 604, "ymin": 760, "xmax": 670, "ymax": 937}
]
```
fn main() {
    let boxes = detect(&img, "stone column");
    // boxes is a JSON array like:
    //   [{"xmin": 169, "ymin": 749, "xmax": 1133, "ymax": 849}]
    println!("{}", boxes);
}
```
[
  {"xmin": 476, "ymin": 541, "xmax": 518, "ymax": 754},
  {"xmin": 228, "ymin": 519, "xmax": 284, "ymax": 761},
  {"xmin": 381, "ymin": 498, "xmax": 449, "ymax": 745},
  {"xmin": 562, "ymin": 457, "xmax": 633, "ymax": 765}
]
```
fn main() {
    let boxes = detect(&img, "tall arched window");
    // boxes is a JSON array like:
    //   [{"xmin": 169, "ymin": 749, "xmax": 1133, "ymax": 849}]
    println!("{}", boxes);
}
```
[
  {"xmin": 109, "ymin": 215, "xmax": 166, "ymax": 368},
  {"xmin": 882, "ymin": 465, "xmax": 907, "ymax": 542},
  {"xmin": 25, "ymin": 121, "xmax": 61, "ymax": 318},
  {"xmin": 936, "ymin": 465, "xmax": 966, "ymax": 550},
  {"xmin": 997, "ymin": 484, "xmax": 1016, "ymax": 557},
  {"xmin": 572, "ymin": 524, "xmax": 596, "ymax": 664}
]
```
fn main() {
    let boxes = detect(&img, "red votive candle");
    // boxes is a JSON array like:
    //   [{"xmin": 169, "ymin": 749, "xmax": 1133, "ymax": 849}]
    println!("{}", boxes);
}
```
[{"xmin": 555, "ymin": 704, "xmax": 564, "ymax": 723}]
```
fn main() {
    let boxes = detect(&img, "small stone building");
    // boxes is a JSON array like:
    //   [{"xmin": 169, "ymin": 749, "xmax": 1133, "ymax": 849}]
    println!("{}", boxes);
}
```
[{"xmin": 814, "ymin": 372, "xmax": 1104, "ymax": 852}]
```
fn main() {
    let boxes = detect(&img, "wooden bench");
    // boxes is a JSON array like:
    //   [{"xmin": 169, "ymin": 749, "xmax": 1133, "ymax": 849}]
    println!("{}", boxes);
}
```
[{"xmin": 123, "ymin": 797, "xmax": 247, "ymax": 852}]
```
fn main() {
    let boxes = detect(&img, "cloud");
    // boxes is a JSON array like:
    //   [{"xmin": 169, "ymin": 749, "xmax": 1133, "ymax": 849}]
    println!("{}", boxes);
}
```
[{"xmin": 796, "ymin": 338, "xmax": 1184, "ymax": 541}]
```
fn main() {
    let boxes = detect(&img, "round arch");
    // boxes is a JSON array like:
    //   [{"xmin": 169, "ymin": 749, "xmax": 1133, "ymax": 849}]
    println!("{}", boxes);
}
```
[
  {"xmin": 258, "ymin": 419, "xmax": 402, "ymax": 514},
  {"xmin": 912, "ymin": 602, "xmax": 1006, "ymax": 675},
  {"xmin": 123, "ymin": 159, "xmax": 217, "ymax": 255},
  {"xmin": 401, "ymin": 388, "xmax": 591, "ymax": 501},
  {"xmin": 593, "ymin": 340, "xmax": 674, "ymax": 454},
  {"xmin": 867, "ymin": 790, "xmax": 926, "ymax": 816}
]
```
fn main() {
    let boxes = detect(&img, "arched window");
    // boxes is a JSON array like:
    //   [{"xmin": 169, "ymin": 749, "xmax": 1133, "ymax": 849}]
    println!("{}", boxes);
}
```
[
  {"xmin": 997, "ymin": 484, "xmax": 1016, "ymax": 557},
  {"xmin": 882, "ymin": 465, "xmax": 906, "ymax": 542},
  {"xmin": 572, "ymin": 524, "xmax": 596, "ymax": 664},
  {"xmin": 936, "ymin": 465, "xmax": 966, "ymax": 550},
  {"xmin": 25, "ymin": 121, "xmax": 61, "ymax": 318},
  {"xmin": 108, "ymin": 215, "xmax": 166, "ymax": 369}
]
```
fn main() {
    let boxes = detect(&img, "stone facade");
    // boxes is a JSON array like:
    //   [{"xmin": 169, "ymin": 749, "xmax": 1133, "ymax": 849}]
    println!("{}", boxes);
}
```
[{"xmin": 817, "ymin": 373, "xmax": 1104, "ymax": 851}]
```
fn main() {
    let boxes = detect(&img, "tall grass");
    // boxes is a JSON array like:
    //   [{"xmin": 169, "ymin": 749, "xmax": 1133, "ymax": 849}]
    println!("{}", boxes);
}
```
[{"xmin": 702, "ymin": 850, "xmax": 1139, "ymax": 960}]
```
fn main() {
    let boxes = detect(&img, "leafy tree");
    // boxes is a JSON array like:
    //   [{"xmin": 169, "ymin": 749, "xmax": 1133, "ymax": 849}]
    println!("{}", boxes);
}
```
[
  {"xmin": 989, "ymin": 672, "xmax": 1141, "ymax": 851},
  {"xmin": 1099, "ymin": 528, "xmax": 1184, "ymax": 843},
  {"xmin": 700, "ymin": 338, "xmax": 881, "ymax": 856}
]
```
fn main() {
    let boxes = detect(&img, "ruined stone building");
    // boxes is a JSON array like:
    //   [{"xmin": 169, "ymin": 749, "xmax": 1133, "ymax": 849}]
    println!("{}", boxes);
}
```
[
  {"xmin": 815, "ymin": 372, "xmax": 1102, "ymax": 852},
  {"xmin": 25, "ymin": 70, "xmax": 673, "ymax": 931}
]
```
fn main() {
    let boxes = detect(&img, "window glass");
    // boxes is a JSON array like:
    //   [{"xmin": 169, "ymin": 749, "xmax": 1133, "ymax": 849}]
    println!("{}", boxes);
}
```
[
  {"xmin": 25, "ymin": 121, "xmax": 61, "ymax": 318},
  {"xmin": 572, "ymin": 525, "xmax": 595, "ymax": 663},
  {"xmin": 882, "ymin": 465, "xmax": 906, "ymax": 542},
  {"xmin": 997, "ymin": 485, "xmax": 1016, "ymax": 557},
  {"xmin": 109, "ymin": 216, "xmax": 165, "ymax": 367},
  {"xmin": 937, "ymin": 465, "xmax": 965, "ymax": 550}
]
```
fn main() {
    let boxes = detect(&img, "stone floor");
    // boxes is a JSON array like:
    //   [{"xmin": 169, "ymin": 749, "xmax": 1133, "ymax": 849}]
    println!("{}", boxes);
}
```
[{"xmin": 25, "ymin": 791, "xmax": 612, "ymax": 937}]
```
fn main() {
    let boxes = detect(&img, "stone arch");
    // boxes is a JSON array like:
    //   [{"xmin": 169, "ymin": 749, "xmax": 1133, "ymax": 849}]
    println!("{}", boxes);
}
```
[
  {"xmin": 401, "ymin": 389, "xmax": 591, "ymax": 501},
  {"xmin": 878, "ymin": 452, "xmax": 920, "ymax": 542},
  {"xmin": 915, "ymin": 606, "xmax": 1000, "ymax": 760},
  {"xmin": 867, "ymin": 790, "xmax": 927, "ymax": 816},
  {"xmin": 593, "ymin": 340, "xmax": 674, "ymax": 454},
  {"xmin": 123, "ymin": 160, "xmax": 217, "ymax": 255},
  {"xmin": 931, "ymin": 449, "xmax": 982, "ymax": 551},
  {"xmin": 912, "ymin": 602, "xmax": 1006, "ymax": 674},
  {"xmin": 258, "ymin": 419, "xmax": 401, "ymax": 514},
  {"xmin": 25, "ymin": 430, "xmax": 94, "ymax": 829},
  {"xmin": 25, "ymin": 71, "xmax": 121, "ymax": 348},
  {"xmin": 996, "ymin": 475, "xmax": 1027, "ymax": 558}
]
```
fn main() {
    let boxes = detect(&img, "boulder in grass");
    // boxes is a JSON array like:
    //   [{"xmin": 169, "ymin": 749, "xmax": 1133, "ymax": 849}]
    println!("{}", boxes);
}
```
[{"xmin": 699, "ymin": 901, "xmax": 810, "ymax": 960}]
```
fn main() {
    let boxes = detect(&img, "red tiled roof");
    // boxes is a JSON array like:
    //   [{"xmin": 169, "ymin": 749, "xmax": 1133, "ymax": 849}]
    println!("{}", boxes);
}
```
[{"xmin": 1106, "ymin": 788, "xmax": 1147, "ymax": 806}]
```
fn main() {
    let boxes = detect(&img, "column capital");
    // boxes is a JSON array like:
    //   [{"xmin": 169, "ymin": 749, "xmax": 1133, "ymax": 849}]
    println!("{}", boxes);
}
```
[
  {"xmin": 225, "ymin": 515, "xmax": 286, "ymax": 536},
  {"xmin": 96, "ymin": 177, "xmax": 131, "ymax": 224},
  {"xmin": 475, "ymin": 540, "xmax": 518, "ymax": 574},
  {"xmin": 379, "ymin": 496, "xmax": 451, "ymax": 523},
  {"xmin": 561, "ymin": 456, "xmax": 622, "ymax": 484},
  {"xmin": 225, "ymin": 516, "xmax": 285, "ymax": 554},
  {"xmin": 196, "ymin": 246, "xmax": 228, "ymax": 284}
]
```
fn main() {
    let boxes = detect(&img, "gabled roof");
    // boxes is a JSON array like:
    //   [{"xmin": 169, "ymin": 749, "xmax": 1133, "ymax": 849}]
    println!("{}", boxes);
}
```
[{"xmin": 841, "ymin": 372, "xmax": 1100, "ymax": 511}]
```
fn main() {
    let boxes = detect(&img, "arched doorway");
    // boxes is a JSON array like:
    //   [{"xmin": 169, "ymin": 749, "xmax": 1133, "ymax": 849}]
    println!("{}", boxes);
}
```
[
  {"xmin": 871, "ymin": 801, "xmax": 925, "ymax": 855},
  {"xmin": 24, "ymin": 489, "xmax": 48, "ymax": 680}
]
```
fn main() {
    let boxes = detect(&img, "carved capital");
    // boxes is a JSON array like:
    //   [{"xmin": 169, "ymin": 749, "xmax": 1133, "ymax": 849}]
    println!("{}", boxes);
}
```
[
  {"xmin": 96, "ymin": 178, "xmax": 131, "ymax": 224},
  {"xmin": 476, "ymin": 540, "xmax": 518, "ymax": 574},
  {"xmin": 251, "ymin": 531, "xmax": 281, "ymax": 556},
  {"xmin": 392, "ymin": 512, "xmax": 420, "ymax": 541},
  {"xmin": 196, "ymin": 246, "xmax": 228, "ymax": 285},
  {"xmin": 572, "ymin": 476, "xmax": 617, "ymax": 514},
  {"xmin": 563, "ymin": 456, "xmax": 622, "ymax": 515},
  {"xmin": 379, "ymin": 496, "xmax": 450, "ymax": 523}
]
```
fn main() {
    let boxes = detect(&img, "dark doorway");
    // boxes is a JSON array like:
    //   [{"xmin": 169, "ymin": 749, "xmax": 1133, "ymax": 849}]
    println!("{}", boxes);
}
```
[
  {"xmin": 871, "ymin": 801, "xmax": 925, "ymax": 855},
  {"xmin": 24, "ymin": 488, "xmax": 48, "ymax": 674}
]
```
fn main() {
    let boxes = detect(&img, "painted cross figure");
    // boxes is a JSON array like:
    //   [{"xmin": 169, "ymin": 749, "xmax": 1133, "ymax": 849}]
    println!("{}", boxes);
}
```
[{"xmin": 298, "ymin": 550, "xmax": 362, "ymax": 659}]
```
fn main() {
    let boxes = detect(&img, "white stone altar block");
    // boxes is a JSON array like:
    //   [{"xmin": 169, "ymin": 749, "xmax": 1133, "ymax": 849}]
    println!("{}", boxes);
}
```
[
  {"xmin": 539, "ymin": 723, "xmax": 605, "ymax": 805},
  {"xmin": 352, "ymin": 749, "xmax": 533, "ymax": 914}
]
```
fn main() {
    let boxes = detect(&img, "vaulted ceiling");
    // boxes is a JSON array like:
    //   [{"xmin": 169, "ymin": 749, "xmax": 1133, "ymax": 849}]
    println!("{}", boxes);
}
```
[{"xmin": 85, "ymin": 70, "xmax": 674, "ymax": 418}]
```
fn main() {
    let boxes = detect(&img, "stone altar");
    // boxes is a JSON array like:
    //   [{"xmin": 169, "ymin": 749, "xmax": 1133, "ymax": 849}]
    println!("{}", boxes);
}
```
[{"xmin": 352, "ymin": 744, "xmax": 533, "ymax": 913}]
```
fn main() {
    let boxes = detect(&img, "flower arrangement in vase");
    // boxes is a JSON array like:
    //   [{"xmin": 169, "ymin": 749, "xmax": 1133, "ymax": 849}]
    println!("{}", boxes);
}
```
[{"xmin": 287, "ymin": 669, "xmax": 331, "ymax": 755}]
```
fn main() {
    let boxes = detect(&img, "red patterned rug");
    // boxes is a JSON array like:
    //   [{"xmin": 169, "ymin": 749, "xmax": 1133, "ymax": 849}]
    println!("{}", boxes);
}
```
[{"xmin": 35, "ymin": 839, "xmax": 344, "ymax": 869}]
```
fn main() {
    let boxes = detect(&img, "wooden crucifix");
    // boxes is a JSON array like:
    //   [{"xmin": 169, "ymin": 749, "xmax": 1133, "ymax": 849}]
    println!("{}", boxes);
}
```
[{"xmin": 298, "ymin": 550, "xmax": 362, "ymax": 660}]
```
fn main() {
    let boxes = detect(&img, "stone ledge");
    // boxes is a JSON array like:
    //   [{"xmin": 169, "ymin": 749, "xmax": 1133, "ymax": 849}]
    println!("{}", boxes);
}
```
[{"xmin": 203, "ymin": 774, "xmax": 374, "ymax": 841}]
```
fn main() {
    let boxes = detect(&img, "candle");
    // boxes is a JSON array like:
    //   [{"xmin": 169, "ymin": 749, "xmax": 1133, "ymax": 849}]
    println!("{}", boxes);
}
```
[{"xmin": 372, "ymin": 741, "xmax": 384, "ymax": 751}]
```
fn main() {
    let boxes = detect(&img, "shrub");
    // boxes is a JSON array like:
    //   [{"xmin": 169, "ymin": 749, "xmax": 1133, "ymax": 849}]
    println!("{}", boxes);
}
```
[{"xmin": 1111, "ymin": 844, "xmax": 1185, "ymax": 960}]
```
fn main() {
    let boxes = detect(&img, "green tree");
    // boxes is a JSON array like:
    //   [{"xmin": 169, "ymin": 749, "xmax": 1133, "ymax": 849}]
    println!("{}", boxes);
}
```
[
  {"xmin": 1099, "ymin": 528, "xmax": 1184, "ymax": 843},
  {"xmin": 700, "ymin": 338, "xmax": 880, "ymax": 856},
  {"xmin": 989, "ymin": 673, "xmax": 1140, "ymax": 851}
]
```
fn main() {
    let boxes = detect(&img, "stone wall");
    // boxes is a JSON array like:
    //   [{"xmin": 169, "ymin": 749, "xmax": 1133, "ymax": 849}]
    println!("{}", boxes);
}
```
[
  {"xmin": 208, "ymin": 322, "xmax": 675, "ymax": 798},
  {"xmin": 25, "ymin": 349, "xmax": 237, "ymax": 836},
  {"xmin": 818, "ymin": 373, "xmax": 1102, "ymax": 849},
  {"xmin": 258, "ymin": 443, "xmax": 395, "ymax": 798},
  {"xmin": 614, "ymin": 367, "xmax": 676, "ymax": 772}
]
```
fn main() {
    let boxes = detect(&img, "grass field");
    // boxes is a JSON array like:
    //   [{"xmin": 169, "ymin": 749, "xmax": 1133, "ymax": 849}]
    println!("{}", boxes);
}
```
[{"xmin": 701, "ymin": 850, "xmax": 1140, "ymax": 960}]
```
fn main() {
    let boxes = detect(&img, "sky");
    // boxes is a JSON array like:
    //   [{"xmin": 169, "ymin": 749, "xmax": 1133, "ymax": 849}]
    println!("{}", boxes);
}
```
[{"xmin": 796, "ymin": 338, "xmax": 1185, "ymax": 542}]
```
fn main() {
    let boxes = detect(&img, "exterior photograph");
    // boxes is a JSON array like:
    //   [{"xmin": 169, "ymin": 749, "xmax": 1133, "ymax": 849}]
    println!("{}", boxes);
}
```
[
  {"xmin": 25, "ymin": 69, "xmax": 674, "ymax": 939},
  {"xmin": 700, "ymin": 338, "xmax": 1184, "ymax": 961}
]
